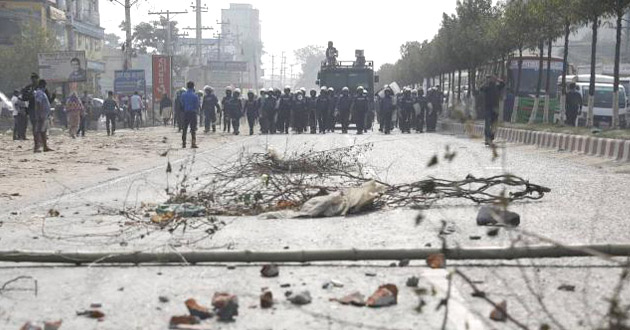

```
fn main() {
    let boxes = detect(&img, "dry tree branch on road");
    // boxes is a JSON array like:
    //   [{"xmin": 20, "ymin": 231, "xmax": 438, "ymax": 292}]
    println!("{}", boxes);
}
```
[{"xmin": 167, "ymin": 144, "xmax": 550, "ymax": 217}]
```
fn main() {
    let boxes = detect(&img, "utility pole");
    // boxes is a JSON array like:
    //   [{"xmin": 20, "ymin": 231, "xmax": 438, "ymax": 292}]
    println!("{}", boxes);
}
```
[
  {"xmin": 108, "ymin": 0, "xmax": 142, "ymax": 70},
  {"xmin": 188, "ymin": 0, "xmax": 208, "ymax": 62},
  {"xmin": 281, "ymin": 52, "xmax": 286, "ymax": 87},
  {"xmin": 148, "ymin": 9, "xmax": 188, "ymax": 56},
  {"xmin": 271, "ymin": 54, "xmax": 275, "ymax": 88},
  {"xmin": 216, "ymin": 20, "xmax": 230, "ymax": 61}
]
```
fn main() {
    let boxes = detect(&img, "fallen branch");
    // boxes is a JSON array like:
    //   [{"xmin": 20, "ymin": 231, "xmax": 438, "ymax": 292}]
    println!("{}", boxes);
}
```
[
  {"xmin": 1, "ymin": 244, "xmax": 629, "ymax": 265},
  {"xmin": 0, "ymin": 275, "xmax": 38, "ymax": 296}
]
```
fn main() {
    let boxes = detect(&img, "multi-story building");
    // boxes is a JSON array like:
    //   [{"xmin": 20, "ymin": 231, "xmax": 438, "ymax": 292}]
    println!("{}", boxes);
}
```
[
  {"xmin": 0, "ymin": 0, "xmax": 104, "ymax": 94},
  {"xmin": 219, "ymin": 3, "xmax": 263, "ymax": 89}
]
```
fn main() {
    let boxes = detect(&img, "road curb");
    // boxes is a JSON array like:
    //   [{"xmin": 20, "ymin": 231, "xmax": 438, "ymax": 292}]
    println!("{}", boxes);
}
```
[{"xmin": 440, "ymin": 122, "xmax": 630, "ymax": 163}]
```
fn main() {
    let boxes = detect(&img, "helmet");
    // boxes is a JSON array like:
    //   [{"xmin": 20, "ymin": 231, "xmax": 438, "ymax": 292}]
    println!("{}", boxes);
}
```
[
  {"xmin": 328, "ymin": 87, "xmax": 335, "ymax": 93},
  {"xmin": 181, "ymin": 87, "xmax": 187, "ymax": 92},
  {"xmin": 268, "ymin": 87, "xmax": 274, "ymax": 93},
  {"xmin": 321, "ymin": 86, "xmax": 328, "ymax": 92},
  {"xmin": 284, "ymin": 86, "xmax": 291, "ymax": 92},
  {"xmin": 300, "ymin": 87, "xmax": 306, "ymax": 93},
  {"xmin": 342, "ymin": 86, "xmax": 349, "ymax": 92},
  {"xmin": 247, "ymin": 90, "xmax": 254, "ymax": 95},
  {"xmin": 357, "ymin": 86, "xmax": 364, "ymax": 92},
  {"xmin": 225, "ymin": 86, "xmax": 233, "ymax": 91},
  {"xmin": 411, "ymin": 89, "xmax": 418, "ymax": 95},
  {"xmin": 310, "ymin": 89, "xmax": 317, "ymax": 96},
  {"xmin": 234, "ymin": 88, "xmax": 241, "ymax": 95},
  {"xmin": 204, "ymin": 85, "xmax": 212, "ymax": 91}
]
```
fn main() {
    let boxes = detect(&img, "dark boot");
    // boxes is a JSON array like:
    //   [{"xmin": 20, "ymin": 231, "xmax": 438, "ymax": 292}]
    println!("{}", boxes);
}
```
[
  {"xmin": 42, "ymin": 134, "xmax": 53, "ymax": 152},
  {"xmin": 191, "ymin": 133, "xmax": 198, "ymax": 149},
  {"xmin": 33, "ymin": 132, "xmax": 41, "ymax": 153}
]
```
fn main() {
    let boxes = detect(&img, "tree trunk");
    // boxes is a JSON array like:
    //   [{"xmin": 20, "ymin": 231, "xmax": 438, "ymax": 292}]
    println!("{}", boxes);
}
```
[
  {"xmin": 457, "ymin": 69, "xmax": 462, "ymax": 106},
  {"xmin": 587, "ymin": 17, "xmax": 598, "ymax": 128},
  {"xmin": 471, "ymin": 67, "xmax": 477, "ymax": 119},
  {"xmin": 561, "ymin": 20, "xmax": 570, "ymax": 125},
  {"xmin": 543, "ymin": 38, "xmax": 553, "ymax": 124},
  {"xmin": 498, "ymin": 54, "xmax": 506, "ymax": 123},
  {"xmin": 512, "ymin": 47, "xmax": 524, "ymax": 123},
  {"xmin": 613, "ymin": 8, "xmax": 623, "ymax": 129},
  {"xmin": 529, "ymin": 40, "xmax": 545, "ymax": 124}
]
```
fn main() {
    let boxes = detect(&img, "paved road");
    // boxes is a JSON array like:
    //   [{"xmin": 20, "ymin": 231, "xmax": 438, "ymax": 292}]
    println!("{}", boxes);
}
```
[{"xmin": 1, "ymin": 126, "xmax": 629, "ymax": 329}]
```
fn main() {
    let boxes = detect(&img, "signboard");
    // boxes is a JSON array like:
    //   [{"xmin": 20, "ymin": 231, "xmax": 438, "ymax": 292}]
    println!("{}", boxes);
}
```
[
  {"xmin": 509, "ymin": 59, "xmax": 564, "ymax": 71},
  {"xmin": 114, "ymin": 70, "xmax": 146, "ymax": 96},
  {"xmin": 208, "ymin": 61, "xmax": 248, "ymax": 72},
  {"xmin": 38, "ymin": 51, "xmax": 87, "ymax": 83},
  {"xmin": 152, "ymin": 55, "xmax": 171, "ymax": 103}
]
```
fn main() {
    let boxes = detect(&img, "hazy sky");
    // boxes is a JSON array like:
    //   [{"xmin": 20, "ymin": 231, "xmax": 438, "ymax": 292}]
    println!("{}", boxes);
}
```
[{"xmin": 100, "ymin": 0, "xmax": 459, "ymax": 75}]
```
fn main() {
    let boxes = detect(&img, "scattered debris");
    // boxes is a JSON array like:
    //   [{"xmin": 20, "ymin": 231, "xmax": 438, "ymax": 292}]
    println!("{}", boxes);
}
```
[
  {"xmin": 415, "ymin": 298, "xmax": 427, "ymax": 313},
  {"xmin": 280, "ymin": 283, "xmax": 291, "ymax": 288},
  {"xmin": 107, "ymin": 167, "xmax": 120, "ymax": 171},
  {"xmin": 44, "ymin": 320, "xmax": 62, "ymax": 330},
  {"xmin": 227, "ymin": 265, "xmax": 236, "ymax": 270},
  {"xmin": 159, "ymin": 296, "xmax": 170, "ymax": 303},
  {"xmin": 322, "ymin": 279, "xmax": 344, "ymax": 289},
  {"xmin": 169, "ymin": 315, "xmax": 200, "ymax": 328},
  {"xmin": 489, "ymin": 300, "xmax": 508, "ymax": 322},
  {"xmin": 76, "ymin": 309, "xmax": 105, "ymax": 320},
  {"xmin": 477, "ymin": 206, "xmax": 520, "ymax": 227},
  {"xmin": 212, "ymin": 293, "xmax": 238, "ymax": 322},
  {"xmin": 472, "ymin": 291, "xmax": 486, "ymax": 298},
  {"xmin": 90, "ymin": 303, "xmax": 102, "ymax": 309},
  {"xmin": 260, "ymin": 264, "xmax": 279, "ymax": 278},
  {"xmin": 426, "ymin": 253, "xmax": 445, "ymax": 269},
  {"xmin": 47, "ymin": 209, "xmax": 60, "ymax": 217},
  {"xmin": 487, "ymin": 228, "xmax": 500, "ymax": 237},
  {"xmin": 389, "ymin": 262, "xmax": 397, "ymax": 267},
  {"xmin": 406, "ymin": 276, "xmax": 420, "ymax": 287},
  {"xmin": 427, "ymin": 155, "xmax": 439, "ymax": 167},
  {"xmin": 469, "ymin": 235, "xmax": 482, "ymax": 240},
  {"xmin": 332, "ymin": 292, "xmax": 366, "ymax": 307},
  {"xmin": 558, "ymin": 284, "xmax": 576, "ymax": 292},
  {"xmin": 156, "ymin": 204, "xmax": 205, "ymax": 218},
  {"xmin": 398, "ymin": 259, "xmax": 410, "ymax": 267},
  {"xmin": 260, "ymin": 290, "xmax": 273, "ymax": 309},
  {"xmin": 20, "ymin": 322, "xmax": 42, "ymax": 330},
  {"xmin": 287, "ymin": 291, "xmax": 312, "ymax": 305},
  {"xmin": 185, "ymin": 298, "xmax": 213, "ymax": 320},
  {"xmin": 366, "ymin": 284, "xmax": 398, "ymax": 308},
  {"xmin": 365, "ymin": 272, "xmax": 377, "ymax": 277}
]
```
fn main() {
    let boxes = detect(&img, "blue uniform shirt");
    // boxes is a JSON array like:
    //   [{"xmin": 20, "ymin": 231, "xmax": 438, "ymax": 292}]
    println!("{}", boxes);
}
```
[{"xmin": 181, "ymin": 88, "xmax": 200, "ymax": 113}]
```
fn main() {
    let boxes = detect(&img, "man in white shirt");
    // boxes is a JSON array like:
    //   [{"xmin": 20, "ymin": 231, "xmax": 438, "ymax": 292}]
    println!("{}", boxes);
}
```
[
  {"xmin": 11, "ymin": 90, "xmax": 27, "ymax": 140},
  {"xmin": 129, "ymin": 91, "xmax": 143, "ymax": 129}
]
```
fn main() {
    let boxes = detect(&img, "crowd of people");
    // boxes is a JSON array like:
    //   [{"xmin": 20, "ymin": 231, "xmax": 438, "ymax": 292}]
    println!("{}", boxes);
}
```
[
  {"xmin": 8, "ymin": 72, "xmax": 449, "ymax": 153},
  {"xmin": 164, "ymin": 81, "xmax": 446, "ymax": 148}
]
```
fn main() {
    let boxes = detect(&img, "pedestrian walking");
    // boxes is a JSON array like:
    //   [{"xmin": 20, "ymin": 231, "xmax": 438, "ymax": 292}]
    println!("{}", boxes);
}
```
[
  {"xmin": 160, "ymin": 94, "xmax": 173, "ymax": 126},
  {"xmin": 103, "ymin": 91, "xmax": 120, "ymax": 135},
  {"xmin": 565, "ymin": 83, "xmax": 582, "ymax": 127},
  {"xmin": 65, "ymin": 91, "xmax": 84, "ymax": 139},
  {"xmin": 33, "ymin": 79, "xmax": 53, "ymax": 153},
  {"xmin": 479, "ymin": 75, "xmax": 505, "ymax": 145},
  {"xmin": 181, "ymin": 81, "xmax": 200, "ymax": 149},
  {"xmin": 202, "ymin": 86, "xmax": 220, "ymax": 133},
  {"xmin": 352, "ymin": 86, "xmax": 369, "ymax": 135},
  {"xmin": 337, "ymin": 87, "xmax": 352, "ymax": 133},
  {"xmin": 262, "ymin": 87, "xmax": 277, "ymax": 134},
  {"xmin": 226, "ymin": 89, "xmax": 244, "ymax": 135},
  {"xmin": 244, "ymin": 91, "xmax": 259, "ymax": 135},
  {"xmin": 129, "ymin": 91, "xmax": 143, "ymax": 129},
  {"xmin": 222, "ymin": 87, "xmax": 233, "ymax": 133},
  {"xmin": 379, "ymin": 86, "xmax": 395, "ymax": 134}
]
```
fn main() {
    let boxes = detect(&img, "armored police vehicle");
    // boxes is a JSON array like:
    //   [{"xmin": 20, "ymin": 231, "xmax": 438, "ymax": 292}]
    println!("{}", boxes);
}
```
[{"xmin": 316, "ymin": 50, "xmax": 378, "ymax": 97}]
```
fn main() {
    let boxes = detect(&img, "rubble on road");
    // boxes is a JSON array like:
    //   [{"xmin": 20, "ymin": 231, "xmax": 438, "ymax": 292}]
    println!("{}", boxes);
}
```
[
  {"xmin": 260, "ymin": 290, "xmax": 273, "ymax": 309},
  {"xmin": 211, "ymin": 293, "xmax": 238, "ymax": 322},
  {"xmin": 406, "ymin": 276, "xmax": 420, "ymax": 287},
  {"xmin": 260, "ymin": 264, "xmax": 279, "ymax": 277},
  {"xmin": 426, "ymin": 253, "xmax": 445, "ymax": 269},
  {"xmin": 76, "ymin": 309, "xmax": 105, "ymax": 320},
  {"xmin": 169, "ymin": 315, "xmax": 200, "ymax": 329},
  {"xmin": 185, "ymin": 298, "xmax": 213, "ymax": 320},
  {"xmin": 332, "ymin": 292, "xmax": 366, "ymax": 307},
  {"xmin": 322, "ymin": 279, "xmax": 344, "ymax": 289},
  {"xmin": 366, "ymin": 284, "xmax": 398, "ymax": 308},
  {"xmin": 476, "ymin": 206, "xmax": 520, "ymax": 227},
  {"xmin": 287, "ymin": 291, "xmax": 312, "ymax": 305},
  {"xmin": 489, "ymin": 300, "xmax": 508, "ymax": 322}
]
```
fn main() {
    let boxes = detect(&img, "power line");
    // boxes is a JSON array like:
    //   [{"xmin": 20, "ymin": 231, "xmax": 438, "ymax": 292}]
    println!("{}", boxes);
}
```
[{"xmin": 148, "ymin": 9, "xmax": 188, "ymax": 56}]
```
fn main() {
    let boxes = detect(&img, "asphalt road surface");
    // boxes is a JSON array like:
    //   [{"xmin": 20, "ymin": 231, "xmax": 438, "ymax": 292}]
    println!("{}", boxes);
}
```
[{"xmin": 1, "ymin": 125, "xmax": 629, "ymax": 329}]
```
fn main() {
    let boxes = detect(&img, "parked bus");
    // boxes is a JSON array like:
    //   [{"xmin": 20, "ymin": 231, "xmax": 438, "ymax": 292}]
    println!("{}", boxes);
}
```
[{"xmin": 560, "ymin": 75, "xmax": 628, "ymax": 128}]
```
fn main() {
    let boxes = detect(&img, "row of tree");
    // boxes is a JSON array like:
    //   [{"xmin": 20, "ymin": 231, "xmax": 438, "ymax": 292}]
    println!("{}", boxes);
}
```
[{"xmin": 379, "ymin": 0, "xmax": 630, "ymax": 128}]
